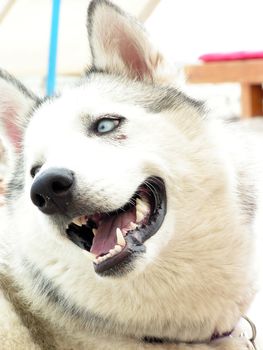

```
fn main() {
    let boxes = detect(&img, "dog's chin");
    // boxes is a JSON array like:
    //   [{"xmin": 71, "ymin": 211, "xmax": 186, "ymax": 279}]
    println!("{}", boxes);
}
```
[{"xmin": 65, "ymin": 177, "xmax": 167, "ymax": 277}]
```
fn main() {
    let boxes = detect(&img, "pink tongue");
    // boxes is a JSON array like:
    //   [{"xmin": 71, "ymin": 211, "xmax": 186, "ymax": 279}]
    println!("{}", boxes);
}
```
[{"xmin": 90, "ymin": 210, "xmax": 136, "ymax": 257}]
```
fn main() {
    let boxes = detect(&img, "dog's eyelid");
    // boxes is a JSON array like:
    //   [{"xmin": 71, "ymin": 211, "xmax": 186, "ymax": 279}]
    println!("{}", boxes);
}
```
[
  {"xmin": 96, "ymin": 114, "xmax": 125, "ymax": 123},
  {"xmin": 92, "ymin": 115, "xmax": 125, "ymax": 135}
]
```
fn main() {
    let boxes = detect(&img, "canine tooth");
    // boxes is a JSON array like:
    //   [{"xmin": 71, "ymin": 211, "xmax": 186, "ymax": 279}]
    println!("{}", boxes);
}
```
[
  {"xmin": 114, "ymin": 245, "xmax": 122, "ymax": 253},
  {"xmin": 136, "ymin": 198, "xmax": 150, "ymax": 214},
  {"xmin": 136, "ymin": 199, "xmax": 149, "ymax": 223},
  {"xmin": 92, "ymin": 228, "xmax": 97, "ymax": 236},
  {"xmin": 82, "ymin": 251, "xmax": 96, "ymax": 262},
  {"xmin": 136, "ymin": 210, "xmax": 144, "ymax": 223},
  {"xmin": 116, "ymin": 228, "xmax": 126, "ymax": 247}
]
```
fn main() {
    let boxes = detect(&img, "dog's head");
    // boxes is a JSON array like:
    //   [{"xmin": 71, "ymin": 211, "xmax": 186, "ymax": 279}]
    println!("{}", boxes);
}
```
[{"xmin": 0, "ymin": 0, "xmax": 206, "ymax": 279}]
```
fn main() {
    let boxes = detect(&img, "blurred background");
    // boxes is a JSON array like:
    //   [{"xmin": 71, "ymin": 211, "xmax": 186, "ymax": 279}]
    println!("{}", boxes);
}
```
[
  {"xmin": 0, "ymin": 0, "xmax": 262, "ymax": 120},
  {"xmin": 1, "ymin": 0, "xmax": 263, "ymax": 72}
]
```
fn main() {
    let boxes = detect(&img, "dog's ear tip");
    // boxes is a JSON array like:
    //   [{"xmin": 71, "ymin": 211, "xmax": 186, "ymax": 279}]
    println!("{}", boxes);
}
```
[
  {"xmin": 0, "ymin": 70, "xmax": 38, "ymax": 149},
  {"xmin": 87, "ymin": 0, "xmax": 116, "ymax": 21},
  {"xmin": 86, "ymin": 0, "xmax": 163, "ymax": 82},
  {"xmin": 87, "ymin": 0, "xmax": 123, "ymax": 32}
]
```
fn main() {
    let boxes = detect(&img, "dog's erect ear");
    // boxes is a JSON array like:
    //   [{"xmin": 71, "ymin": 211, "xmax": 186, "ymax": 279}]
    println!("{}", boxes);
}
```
[
  {"xmin": 87, "ymin": 0, "xmax": 166, "ymax": 82},
  {"xmin": 0, "ymin": 70, "xmax": 39, "ymax": 150}
]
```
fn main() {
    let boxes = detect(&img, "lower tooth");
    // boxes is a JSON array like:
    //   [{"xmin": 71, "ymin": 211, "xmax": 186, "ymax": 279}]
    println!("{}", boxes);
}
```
[
  {"xmin": 94, "ymin": 245, "xmax": 124, "ymax": 264},
  {"xmin": 114, "ymin": 245, "xmax": 122, "ymax": 253},
  {"xmin": 97, "ymin": 256, "xmax": 104, "ymax": 263}
]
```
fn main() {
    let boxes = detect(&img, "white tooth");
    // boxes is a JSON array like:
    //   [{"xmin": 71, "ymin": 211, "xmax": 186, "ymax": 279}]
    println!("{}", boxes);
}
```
[
  {"xmin": 136, "ymin": 198, "xmax": 143, "ymax": 208},
  {"xmin": 136, "ymin": 210, "xmax": 144, "ymax": 223},
  {"xmin": 114, "ymin": 245, "xmax": 122, "ymax": 253},
  {"xmin": 109, "ymin": 249, "xmax": 116, "ymax": 256},
  {"xmin": 97, "ymin": 256, "xmax": 104, "ymax": 263},
  {"xmin": 82, "ymin": 250, "xmax": 96, "ymax": 262},
  {"xmin": 92, "ymin": 228, "xmax": 97, "ymax": 236},
  {"xmin": 94, "ymin": 259, "xmax": 99, "ymax": 265},
  {"xmin": 136, "ymin": 198, "xmax": 150, "ymax": 214},
  {"xmin": 72, "ymin": 217, "xmax": 82, "ymax": 226},
  {"xmin": 116, "ymin": 228, "xmax": 126, "ymax": 247}
]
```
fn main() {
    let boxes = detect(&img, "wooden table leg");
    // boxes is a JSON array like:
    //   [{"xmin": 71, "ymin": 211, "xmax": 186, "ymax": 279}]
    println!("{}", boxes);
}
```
[{"xmin": 241, "ymin": 84, "xmax": 263, "ymax": 118}]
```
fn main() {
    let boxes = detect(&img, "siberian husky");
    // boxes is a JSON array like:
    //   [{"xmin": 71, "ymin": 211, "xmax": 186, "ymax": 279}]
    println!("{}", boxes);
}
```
[{"xmin": 0, "ymin": 1, "xmax": 262, "ymax": 349}]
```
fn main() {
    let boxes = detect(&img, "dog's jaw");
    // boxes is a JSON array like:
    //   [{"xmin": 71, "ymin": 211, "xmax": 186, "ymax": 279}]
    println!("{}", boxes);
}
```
[{"xmin": 63, "ymin": 176, "xmax": 166, "ymax": 276}]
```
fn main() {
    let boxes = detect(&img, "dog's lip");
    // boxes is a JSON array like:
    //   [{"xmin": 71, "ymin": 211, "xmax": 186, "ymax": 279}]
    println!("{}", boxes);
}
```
[{"xmin": 65, "ymin": 177, "xmax": 166, "ymax": 275}]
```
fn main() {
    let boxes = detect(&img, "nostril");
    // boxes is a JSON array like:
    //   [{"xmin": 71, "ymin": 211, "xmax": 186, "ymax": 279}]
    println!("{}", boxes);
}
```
[
  {"xmin": 34, "ymin": 194, "xmax": 46, "ymax": 208},
  {"xmin": 52, "ymin": 180, "xmax": 72, "ymax": 194}
]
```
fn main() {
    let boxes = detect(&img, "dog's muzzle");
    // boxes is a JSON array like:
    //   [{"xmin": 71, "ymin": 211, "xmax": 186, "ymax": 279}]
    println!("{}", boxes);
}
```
[{"xmin": 31, "ymin": 171, "xmax": 167, "ymax": 276}]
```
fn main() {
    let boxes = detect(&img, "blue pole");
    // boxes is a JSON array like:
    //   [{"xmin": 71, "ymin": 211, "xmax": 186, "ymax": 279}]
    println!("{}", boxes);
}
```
[{"xmin": 46, "ymin": 0, "xmax": 61, "ymax": 96}]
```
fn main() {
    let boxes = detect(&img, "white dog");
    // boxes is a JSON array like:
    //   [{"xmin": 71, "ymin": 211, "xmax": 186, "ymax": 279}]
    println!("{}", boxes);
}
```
[{"xmin": 0, "ymin": 1, "xmax": 262, "ymax": 349}]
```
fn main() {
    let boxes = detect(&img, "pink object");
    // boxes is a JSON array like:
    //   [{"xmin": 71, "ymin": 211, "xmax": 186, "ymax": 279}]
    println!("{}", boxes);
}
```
[{"xmin": 199, "ymin": 51, "xmax": 263, "ymax": 62}]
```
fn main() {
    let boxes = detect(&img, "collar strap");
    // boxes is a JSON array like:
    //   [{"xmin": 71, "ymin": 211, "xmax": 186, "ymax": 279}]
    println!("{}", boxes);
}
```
[
  {"xmin": 143, "ymin": 316, "xmax": 257, "ymax": 348},
  {"xmin": 211, "ymin": 316, "xmax": 257, "ymax": 349},
  {"xmin": 211, "ymin": 330, "xmax": 233, "ymax": 341}
]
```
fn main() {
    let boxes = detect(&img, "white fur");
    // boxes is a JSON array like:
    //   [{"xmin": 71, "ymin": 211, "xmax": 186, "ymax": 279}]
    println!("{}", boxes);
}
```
[{"xmin": 0, "ymin": 1, "xmax": 262, "ymax": 349}]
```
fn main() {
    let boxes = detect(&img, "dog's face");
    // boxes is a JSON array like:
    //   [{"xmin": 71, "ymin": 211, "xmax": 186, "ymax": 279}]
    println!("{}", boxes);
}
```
[
  {"xmin": 25, "ymin": 79, "xmax": 171, "ymax": 277},
  {"xmin": 0, "ymin": 0, "xmax": 252, "ymax": 342},
  {"xmin": 2, "ymin": 0, "xmax": 203, "ymax": 279}
]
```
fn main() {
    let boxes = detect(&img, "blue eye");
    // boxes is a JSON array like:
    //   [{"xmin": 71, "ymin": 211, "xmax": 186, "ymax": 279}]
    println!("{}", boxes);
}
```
[{"xmin": 96, "ymin": 118, "xmax": 120, "ymax": 134}]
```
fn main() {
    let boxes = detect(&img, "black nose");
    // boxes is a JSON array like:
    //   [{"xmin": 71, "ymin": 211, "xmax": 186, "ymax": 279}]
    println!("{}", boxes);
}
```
[{"xmin": 30, "ymin": 168, "xmax": 74, "ymax": 214}]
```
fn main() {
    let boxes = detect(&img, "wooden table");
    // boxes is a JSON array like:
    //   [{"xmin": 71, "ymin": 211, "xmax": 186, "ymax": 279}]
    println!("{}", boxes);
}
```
[{"xmin": 185, "ymin": 59, "xmax": 263, "ymax": 118}]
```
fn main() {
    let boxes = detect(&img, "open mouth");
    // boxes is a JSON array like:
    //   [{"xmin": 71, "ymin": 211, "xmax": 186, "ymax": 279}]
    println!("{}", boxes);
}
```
[{"xmin": 66, "ymin": 177, "xmax": 166, "ymax": 275}]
